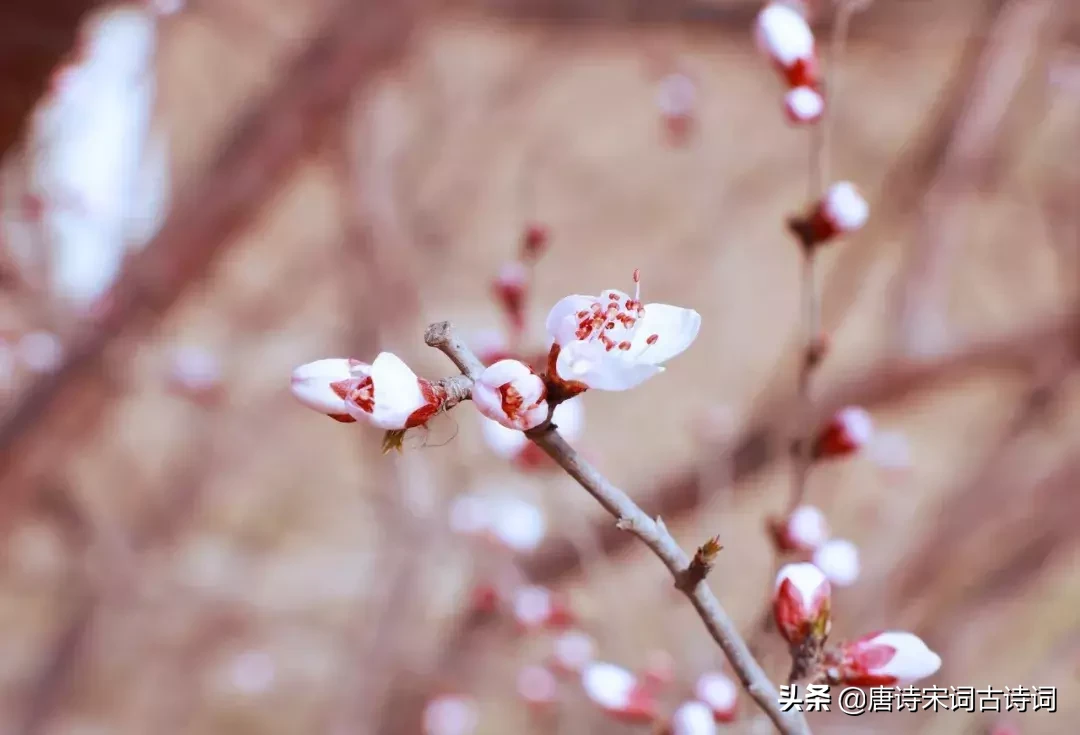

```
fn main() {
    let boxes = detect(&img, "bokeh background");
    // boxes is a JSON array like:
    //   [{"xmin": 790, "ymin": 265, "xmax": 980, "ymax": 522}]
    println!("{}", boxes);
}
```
[{"xmin": 0, "ymin": 0, "xmax": 1078, "ymax": 733}]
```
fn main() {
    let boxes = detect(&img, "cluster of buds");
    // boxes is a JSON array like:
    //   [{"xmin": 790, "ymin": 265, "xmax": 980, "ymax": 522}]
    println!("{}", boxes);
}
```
[{"xmin": 755, "ymin": 2, "xmax": 824, "ymax": 124}]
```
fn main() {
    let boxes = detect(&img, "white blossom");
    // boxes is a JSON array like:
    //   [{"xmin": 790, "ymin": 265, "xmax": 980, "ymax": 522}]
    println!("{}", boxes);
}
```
[
  {"xmin": 545, "ymin": 270, "xmax": 700, "ymax": 391},
  {"xmin": 290, "ymin": 352, "xmax": 436, "ymax": 430},
  {"xmin": 472, "ymin": 359, "xmax": 547, "ymax": 431}
]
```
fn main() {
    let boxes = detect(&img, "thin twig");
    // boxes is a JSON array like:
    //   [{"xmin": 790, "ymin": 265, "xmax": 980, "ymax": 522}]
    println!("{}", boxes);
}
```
[{"xmin": 424, "ymin": 321, "xmax": 811, "ymax": 735}]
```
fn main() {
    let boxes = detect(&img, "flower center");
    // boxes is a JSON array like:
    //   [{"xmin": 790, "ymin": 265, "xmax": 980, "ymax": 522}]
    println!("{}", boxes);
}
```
[
  {"xmin": 332, "ymin": 376, "xmax": 375, "ymax": 414},
  {"xmin": 572, "ymin": 271, "xmax": 647, "ymax": 352}
]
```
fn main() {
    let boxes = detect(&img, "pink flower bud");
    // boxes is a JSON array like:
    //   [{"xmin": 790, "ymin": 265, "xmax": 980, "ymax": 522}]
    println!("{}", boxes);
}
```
[
  {"xmin": 512, "ymin": 585, "xmax": 573, "ymax": 631},
  {"xmin": 551, "ymin": 630, "xmax": 596, "ymax": 674},
  {"xmin": 473, "ymin": 359, "xmax": 548, "ymax": 431},
  {"xmin": 797, "ymin": 182, "xmax": 870, "ymax": 247},
  {"xmin": 694, "ymin": 671, "xmax": 738, "ymax": 723},
  {"xmin": 835, "ymin": 631, "xmax": 941, "ymax": 687},
  {"xmin": 493, "ymin": 262, "xmax": 529, "ymax": 332},
  {"xmin": 773, "ymin": 562, "xmax": 831, "ymax": 647},
  {"xmin": 291, "ymin": 353, "xmax": 439, "ymax": 429},
  {"xmin": 422, "ymin": 694, "xmax": 479, "ymax": 735},
  {"xmin": 670, "ymin": 700, "xmax": 717, "ymax": 735},
  {"xmin": 813, "ymin": 406, "xmax": 874, "ymax": 459},
  {"xmin": 522, "ymin": 223, "xmax": 549, "ymax": 260},
  {"xmin": 784, "ymin": 86, "xmax": 824, "ymax": 124},
  {"xmin": 581, "ymin": 662, "xmax": 657, "ymax": 724},
  {"xmin": 768, "ymin": 504, "xmax": 829, "ymax": 554},
  {"xmin": 813, "ymin": 538, "xmax": 860, "ymax": 587},
  {"xmin": 517, "ymin": 665, "xmax": 558, "ymax": 707},
  {"xmin": 755, "ymin": 3, "xmax": 820, "ymax": 89}
]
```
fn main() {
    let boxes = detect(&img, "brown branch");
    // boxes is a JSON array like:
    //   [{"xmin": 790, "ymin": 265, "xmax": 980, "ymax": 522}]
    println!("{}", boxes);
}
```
[
  {"xmin": 424, "ymin": 320, "xmax": 811, "ymax": 735},
  {"xmin": 0, "ymin": 0, "xmax": 422, "ymax": 526}
]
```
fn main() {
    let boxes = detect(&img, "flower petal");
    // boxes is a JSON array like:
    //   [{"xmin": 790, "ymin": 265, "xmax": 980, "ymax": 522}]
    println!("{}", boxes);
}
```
[
  {"xmin": 556, "ymin": 340, "xmax": 662, "ymax": 391},
  {"xmin": 363, "ymin": 352, "xmax": 427, "ymax": 429},
  {"xmin": 630, "ymin": 304, "xmax": 701, "ymax": 365},
  {"xmin": 545, "ymin": 294, "xmax": 595, "ymax": 345}
]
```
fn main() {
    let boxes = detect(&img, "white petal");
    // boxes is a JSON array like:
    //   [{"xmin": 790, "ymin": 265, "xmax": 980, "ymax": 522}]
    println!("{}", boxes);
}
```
[
  {"xmin": 837, "ymin": 406, "xmax": 874, "ymax": 447},
  {"xmin": 479, "ymin": 416, "xmax": 528, "ymax": 457},
  {"xmin": 582, "ymin": 662, "xmax": 635, "ymax": 711},
  {"xmin": 630, "ymin": 304, "xmax": 701, "ymax": 365},
  {"xmin": 471, "ymin": 380, "xmax": 508, "ymax": 425},
  {"xmin": 755, "ymin": 3, "xmax": 815, "ymax": 66},
  {"xmin": 869, "ymin": 632, "xmax": 941, "ymax": 684},
  {"xmin": 813, "ymin": 539, "xmax": 860, "ymax": 586},
  {"xmin": 824, "ymin": 182, "xmax": 869, "ymax": 233},
  {"xmin": 785, "ymin": 86, "xmax": 824, "ymax": 122},
  {"xmin": 290, "ymin": 358, "xmax": 357, "ymax": 416},
  {"xmin": 545, "ymin": 294, "xmax": 595, "ymax": 345},
  {"xmin": 556, "ymin": 340, "xmax": 662, "ymax": 391},
  {"xmin": 775, "ymin": 562, "xmax": 828, "ymax": 611},
  {"xmin": 479, "ymin": 358, "xmax": 533, "ymax": 387},
  {"xmin": 551, "ymin": 398, "xmax": 585, "ymax": 442},
  {"xmin": 672, "ymin": 700, "xmax": 717, "ymax": 735},
  {"xmin": 364, "ymin": 352, "xmax": 427, "ymax": 429},
  {"xmin": 787, "ymin": 505, "xmax": 829, "ymax": 550},
  {"xmin": 518, "ymin": 400, "xmax": 549, "ymax": 431}
]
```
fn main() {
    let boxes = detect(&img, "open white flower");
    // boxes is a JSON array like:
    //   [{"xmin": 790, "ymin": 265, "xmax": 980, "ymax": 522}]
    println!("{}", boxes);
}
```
[
  {"xmin": 290, "ymin": 352, "xmax": 438, "ymax": 430},
  {"xmin": 545, "ymin": 270, "xmax": 701, "ymax": 391},
  {"xmin": 472, "ymin": 359, "xmax": 548, "ymax": 431}
]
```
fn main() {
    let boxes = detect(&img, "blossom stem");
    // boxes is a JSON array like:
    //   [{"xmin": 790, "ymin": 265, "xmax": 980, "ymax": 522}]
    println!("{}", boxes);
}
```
[{"xmin": 425, "ymin": 320, "xmax": 811, "ymax": 735}]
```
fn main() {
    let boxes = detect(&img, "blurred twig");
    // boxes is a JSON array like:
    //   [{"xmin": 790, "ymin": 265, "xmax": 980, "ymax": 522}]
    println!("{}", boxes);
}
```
[
  {"xmin": 890, "ymin": 0, "xmax": 1069, "ymax": 356},
  {"xmin": 0, "ymin": 0, "xmax": 422, "ymax": 530}
]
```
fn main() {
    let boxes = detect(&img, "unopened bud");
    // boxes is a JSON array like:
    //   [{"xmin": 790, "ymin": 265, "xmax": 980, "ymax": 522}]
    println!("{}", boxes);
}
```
[
  {"xmin": 813, "ymin": 406, "xmax": 874, "ymax": 460},
  {"xmin": 773, "ymin": 562, "xmax": 831, "ymax": 647}
]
